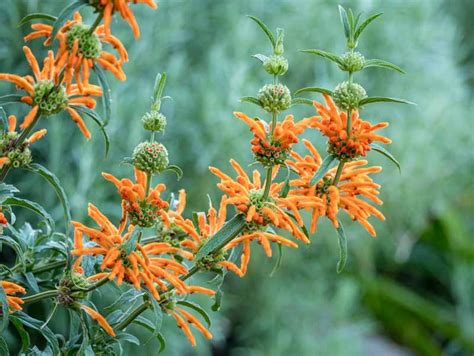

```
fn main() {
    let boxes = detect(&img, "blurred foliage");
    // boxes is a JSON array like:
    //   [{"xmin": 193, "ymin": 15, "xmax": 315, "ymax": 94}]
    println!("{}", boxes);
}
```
[{"xmin": 0, "ymin": 0, "xmax": 473, "ymax": 355}]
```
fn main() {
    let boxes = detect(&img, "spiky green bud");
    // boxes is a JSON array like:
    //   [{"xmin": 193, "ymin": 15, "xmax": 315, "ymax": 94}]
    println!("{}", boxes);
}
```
[
  {"xmin": 263, "ymin": 55, "xmax": 289, "ymax": 76},
  {"xmin": 339, "ymin": 51, "xmax": 365, "ymax": 72},
  {"xmin": 66, "ymin": 24, "xmax": 102, "ymax": 59},
  {"xmin": 132, "ymin": 141, "xmax": 169, "ymax": 174},
  {"xmin": 257, "ymin": 84, "xmax": 291, "ymax": 113},
  {"xmin": 332, "ymin": 81, "xmax": 367, "ymax": 111},
  {"xmin": 142, "ymin": 110, "xmax": 167, "ymax": 132},
  {"xmin": 33, "ymin": 80, "xmax": 68, "ymax": 117}
]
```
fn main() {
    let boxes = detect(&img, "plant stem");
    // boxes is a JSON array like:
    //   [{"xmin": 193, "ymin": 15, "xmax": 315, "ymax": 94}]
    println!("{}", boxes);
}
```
[
  {"xmin": 22, "ymin": 290, "xmax": 58, "ymax": 304},
  {"xmin": 83, "ymin": 276, "xmax": 110, "ymax": 292},
  {"xmin": 31, "ymin": 260, "xmax": 66, "ymax": 274},
  {"xmin": 332, "ymin": 160, "xmax": 345, "ymax": 185},
  {"xmin": 145, "ymin": 172, "xmax": 152, "ymax": 196},
  {"xmin": 88, "ymin": 12, "xmax": 104, "ymax": 34},
  {"xmin": 114, "ymin": 300, "xmax": 151, "ymax": 331},
  {"xmin": 262, "ymin": 166, "xmax": 273, "ymax": 200}
]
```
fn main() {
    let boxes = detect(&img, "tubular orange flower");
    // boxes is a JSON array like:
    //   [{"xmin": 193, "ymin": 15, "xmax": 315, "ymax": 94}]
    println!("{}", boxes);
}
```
[
  {"xmin": 0, "ymin": 211, "xmax": 7, "ymax": 225},
  {"xmin": 234, "ymin": 112, "xmax": 314, "ymax": 166},
  {"xmin": 310, "ymin": 94, "xmax": 391, "ymax": 160},
  {"xmin": 102, "ymin": 168, "xmax": 169, "ymax": 227},
  {"xmin": 25, "ymin": 12, "xmax": 128, "ymax": 87},
  {"xmin": 71, "ymin": 203, "xmax": 193, "ymax": 300},
  {"xmin": 0, "ymin": 114, "xmax": 47, "ymax": 168},
  {"xmin": 79, "ymin": 304, "xmax": 116, "ymax": 336},
  {"xmin": 0, "ymin": 46, "xmax": 102, "ymax": 138},
  {"xmin": 0, "ymin": 281, "xmax": 26, "ymax": 313},
  {"xmin": 167, "ymin": 306, "xmax": 212, "ymax": 347},
  {"xmin": 94, "ymin": 0, "xmax": 158, "ymax": 39},
  {"xmin": 287, "ymin": 139, "xmax": 385, "ymax": 236}
]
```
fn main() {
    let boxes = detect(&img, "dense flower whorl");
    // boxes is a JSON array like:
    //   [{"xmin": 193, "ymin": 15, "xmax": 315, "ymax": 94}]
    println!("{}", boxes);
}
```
[
  {"xmin": 257, "ymin": 83, "xmax": 291, "ymax": 113},
  {"xmin": 332, "ymin": 81, "xmax": 367, "ymax": 111},
  {"xmin": 310, "ymin": 94, "xmax": 391, "ymax": 160},
  {"xmin": 263, "ymin": 55, "xmax": 289, "ymax": 76},
  {"xmin": 132, "ymin": 141, "xmax": 169, "ymax": 174},
  {"xmin": 339, "ymin": 51, "xmax": 365, "ymax": 72}
]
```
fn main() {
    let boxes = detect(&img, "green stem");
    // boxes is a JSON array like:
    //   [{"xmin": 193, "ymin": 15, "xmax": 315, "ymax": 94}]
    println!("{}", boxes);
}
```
[
  {"xmin": 145, "ymin": 172, "xmax": 152, "ymax": 197},
  {"xmin": 332, "ymin": 160, "xmax": 345, "ymax": 186},
  {"xmin": 114, "ymin": 300, "xmax": 151, "ymax": 331},
  {"xmin": 83, "ymin": 276, "xmax": 110, "ymax": 292},
  {"xmin": 22, "ymin": 290, "xmax": 58, "ymax": 304},
  {"xmin": 262, "ymin": 166, "xmax": 273, "ymax": 200},
  {"xmin": 88, "ymin": 12, "xmax": 104, "ymax": 34},
  {"xmin": 31, "ymin": 260, "xmax": 66, "ymax": 274}
]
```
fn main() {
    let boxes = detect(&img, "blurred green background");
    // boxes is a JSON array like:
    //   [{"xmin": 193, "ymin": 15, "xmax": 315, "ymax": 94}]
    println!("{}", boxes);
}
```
[{"xmin": 1, "ymin": 0, "xmax": 473, "ymax": 355}]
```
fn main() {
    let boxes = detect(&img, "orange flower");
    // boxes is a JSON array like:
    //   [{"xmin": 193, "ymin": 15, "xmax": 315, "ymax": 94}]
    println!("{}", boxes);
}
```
[
  {"xmin": 71, "ymin": 203, "xmax": 194, "ymax": 300},
  {"xmin": 0, "ymin": 46, "xmax": 102, "ymax": 138},
  {"xmin": 25, "ymin": 12, "xmax": 128, "ymax": 87},
  {"xmin": 167, "ymin": 305, "xmax": 212, "ymax": 347},
  {"xmin": 96, "ymin": 0, "xmax": 158, "ymax": 39},
  {"xmin": 79, "ymin": 304, "xmax": 116, "ymax": 337},
  {"xmin": 0, "ymin": 281, "xmax": 26, "ymax": 313},
  {"xmin": 234, "ymin": 112, "xmax": 314, "ymax": 166},
  {"xmin": 310, "ymin": 94, "xmax": 391, "ymax": 160},
  {"xmin": 102, "ymin": 168, "xmax": 169, "ymax": 227},
  {"xmin": 0, "ymin": 114, "xmax": 47, "ymax": 168},
  {"xmin": 287, "ymin": 139, "xmax": 385, "ymax": 236},
  {"xmin": 0, "ymin": 211, "xmax": 7, "ymax": 225}
]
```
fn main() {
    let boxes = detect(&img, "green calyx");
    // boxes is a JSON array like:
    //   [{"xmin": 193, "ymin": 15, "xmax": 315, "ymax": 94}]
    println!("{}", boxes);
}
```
[
  {"xmin": 254, "ymin": 140, "xmax": 289, "ymax": 167},
  {"xmin": 132, "ymin": 141, "xmax": 169, "ymax": 174},
  {"xmin": 156, "ymin": 221, "xmax": 185, "ymax": 248},
  {"xmin": 339, "ymin": 51, "xmax": 365, "ymax": 72},
  {"xmin": 0, "ymin": 132, "xmax": 32, "ymax": 168},
  {"xmin": 142, "ymin": 110, "xmax": 167, "ymax": 132},
  {"xmin": 258, "ymin": 83, "xmax": 291, "ymax": 113},
  {"xmin": 332, "ymin": 81, "xmax": 367, "ymax": 111},
  {"xmin": 315, "ymin": 176, "xmax": 333, "ymax": 196},
  {"xmin": 66, "ymin": 24, "xmax": 102, "ymax": 59},
  {"xmin": 127, "ymin": 200, "xmax": 160, "ymax": 228},
  {"xmin": 33, "ymin": 80, "xmax": 68, "ymax": 117},
  {"xmin": 57, "ymin": 273, "xmax": 91, "ymax": 306},
  {"xmin": 263, "ymin": 55, "xmax": 288, "ymax": 76},
  {"xmin": 196, "ymin": 248, "xmax": 226, "ymax": 271}
]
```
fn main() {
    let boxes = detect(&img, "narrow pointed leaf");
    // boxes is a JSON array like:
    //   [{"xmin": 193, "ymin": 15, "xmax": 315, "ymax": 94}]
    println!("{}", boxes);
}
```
[
  {"xmin": 279, "ymin": 164, "xmax": 291, "ymax": 198},
  {"xmin": 153, "ymin": 72, "xmax": 167, "ymax": 103},
  {"xmin": 336, "ymin": 220, "xmax": 348, "ymax": 273},
  {"xmin": 0, "ymin": 285, "xmax": 9, "ymax": 332},
  {"xmin": 354, "ymin": 13, "xmax": 383, "ymax": 40},
  {"xmin": 51, "ymin": 0, "xmax": 89, "ymax": 40},
  {"xmin": 10, "ymin": 316, "xmax": 30, "ymax": 353},
  {"xmin": 0, "ymin": 107, "xmax": 8, "ymax": 131},
  {"xmin": 133, "ymin": 316, "xmax": 166, "ymax": 352},
  {"xmin": 211, "ymin": 289, "xmax": 223, "ymax": 312},
  {"xmin": 338, "ymin": 5, "xmax": 351, "ymax": 40},
  {"xmin": 248, "ymin": 16, "xmax": 276, "ymax": 48},
  {"xmin": 240, "ymin": 96, "xmax": 262, "ymax": 107},
  {"xmin": 72, "ymin": 105, "xmax": 110, "ymax": 156},
  {"xmin": 269, "ymin": 243, "xmax": 283, "ymax": 277},
  {"xmin": 287, "ymin": 212, "xmax": 310, "ymax": 240},
  {"xmin": 93, "ymin": 64, "xmax": 112, "ymax": 125},
  {"xmin": 15, "ymin": 312, "xmax": 60, "ymax": 355},
  {"xmin": 0, "ymin": 94, "xmax": 24, "ymax": 105},
  {"xmin": 176, "ymin": 301, "xmax": 211, "ymax": 327},
  {"xmin": 370, "ymin": 143, "xmax": 401, "ymax": 172},
  {"xmin": 123, "ymin": 228, "xmax": 141, "ymax": 255},
  {"xmin": 291, "ymin": 98, "xmax": 313, "ymax": 107},
  {"xmin": 164, "ymin": 165, "xmax": 183, "ymax": 180},
  {"xmin": 3, "ymin": 197, "xmax": 54, "ymax": 228},
  {"xmin": 18, "ymin": 13, "xmax": 57, "ymax": 27},
  {"xmin": 0, "ymin": 183, "xmax": 19, "ymax": 203},
  {"xmin": 252, "ymin": 54, "xmax": 269, "ymax": 63},
  {"xmin": 364, "ymin": 59, "xmax": 405, "ymax": 73},
  {"xmin": 300, "ymin": 49, "xmax": 343, "ymax": 65},
  {"xmin": 0, "ymin": 337, "xmax": 7, "ymax": 356},
  {"xmin": 359, "ymin": 96, "xmax": 415, "ymax": 106},
  {"xmin": 294, "ymin": 87, "xmax": 333, "ymax": 96},
  {"xmin": 310, "ymin": 154, "xmax": 338, "ymax": 186},
  {"xmin": 196, "ymin": 214, "xmax": 246, "ymax": 260}
]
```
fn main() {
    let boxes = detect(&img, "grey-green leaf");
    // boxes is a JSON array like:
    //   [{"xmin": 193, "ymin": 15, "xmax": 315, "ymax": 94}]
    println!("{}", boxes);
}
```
[
  {"xmin": 364, "ymin": 59, "xmax": 405, "ymax": 73},
  {"xmin": 164, "ymin": 164, "xmax": 183, "ymax": 180},
  {"xmin": 153, "ymin": 72, "xmax": 167, "ymax": 104},
  {"xmin": 51, "ymin": 0, "xmax": 89, "ymax": 40},
  {"xmin": 240, "ymin": 96, "xmax": 262, "ymax": 107},
  {"xmin": 10, "ymin": 316, "xmax": 30, "ymax": 353},
  {"xmin": 336, "ymin": 220, "xmax": 348, "ymax": 273},
  {"xmin": 0, "ymin": 285, "xmax": 9, "ymax": 332},
  {"xmin": 310, "ymin": 155, "xmax": 338, "ymax": 186},
  {"xmin": 0, "ymin": 337, "xmax": 8, "ymax": 356},
  {"xmin": 359, "ymin": 96, "xmax": 415, "ymax": 106},
  {"xmin": 300, "ymin": 49, "xmax": 343, "ymax": 65},
  {"xmin": 279, "ymin": 164, "xmax": 291, "ymax": 198},
  {"xmin": 72, "ymin": 105, "xmax": 110, "ymax": 156},
  {"xmin": 15, "ymin": 312, "xmax": 60, "ymax": 355},
  {"xmin": 338, "ymin": 5, "xmax": 351, "ymax": 40},
  {"xmin": 354, "ymin": 13, "xmax": 383, "ymax": 41},
  {"xmin": 294, "ymin": 87, "xmax": 333, "ymax": 96},
  {"xmin": 248, "ymin": 15, "xmax": 276, "ymax": 49},
  {"xmin": 291, "ymin": 98, "xmax": 313, "ymax": 107},
  {"xmin": 18, "ymin": 13, "xmax": 57, "ymax": 27},
  {"xmin": 0, "ymin": 94, "xmax": 24, "ymax": 106},
  {"xmin": 176, "ymin": 301, "xmax": 211, "ymax": 327},
  {"xmin": 123, "ymin": 228, "xmax": 141, "ymax": 255},
  {"xmin": 252, "ymin": 54, "xmax": 269, "ymax": 63},
  {"xmin": 370, "ymin": 143, "xmax": 401, "ymax": 172},
  {"xmin": 3, "ymin": 197, "xmax": 54, "ymax": 229},
  {"xmin": 93, "ymin": 64, "xmax": 112, "ymax": 126}
]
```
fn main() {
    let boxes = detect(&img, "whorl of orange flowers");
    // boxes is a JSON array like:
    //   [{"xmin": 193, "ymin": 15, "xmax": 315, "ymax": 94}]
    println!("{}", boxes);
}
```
[
  {"xmin": 0, "ymin": 281, "xmax": 26, "ymax": 313},
  {"xmin": 25, "ymin": 12, "xmax": 128, "ymax": 88},
  {"xmin": 287, "ymin": 139, "xmax": 385, "ymax": 236},
  {"xmin": 310, "ymin": 94, "xmax": 391, "ymax": 160}
]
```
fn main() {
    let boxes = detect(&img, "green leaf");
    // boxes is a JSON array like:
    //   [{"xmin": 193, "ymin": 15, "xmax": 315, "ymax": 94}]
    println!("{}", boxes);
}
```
[
  {"xmin": 310, "ymin": 155, "xmax": 338, "ymax": 186},
  {"xmin": 294, "ymin": 87, "xmax": 333, "ymax": 96},
  {"xmin": 0, "ymin": 236, "xmax": 25, "ymax": 268},
  {"xmin": 336, "ymin": 220, "xmax": 348, "ymax": 273},
  {"xmin": 359, "ymin": 96, "xmax": 415, "ymax": 106},
  {"xmin": 51, "ymin": 0, "xmax": 89, "ymax": 40},
  {"xmin": 116, "ymin": 332, "xmax": 140, "ymax": 345},
  {"xmin": 300, "ymin": 49, "xmax": 343, "ymax": 65},
  {"xmin": 0, "ymin": 183, "xmax": 19, "ymax": 203},
  {"xmin": 93, "ymin": 64, "xmax": 112, "ymax": 126},
  {"xmin": 354, "ymin": 12, "xmax": 383, "ymax": 41},
  {"xmin": 24, "ymin": 163, "xmax": 71, "ymax": 231},
  {"xmin": 0, "ymin": 337, "xmax": 8, "ymax": 356},
  {"xmin": 364, "ymin": 59, "xmax": 405, "ymax": 73},
  {"xmin": 240, "ymin": 96, "xmax": 262, "ymax": 107},
  {"xmin": 286, "ymin": 212, "xmax": 310, "ymax": 240},
  {"xmin": 248, "ymin": 16, "xmax": 276, "ymax": 49},
  {"xmin": 211, "ymin": 289, "xmax": 223, "ymax": 312},
  {"xmin": 370, "ymin": 143, "xmax": 401, "ymax": 172},
  {"xmin": 196, "ymin": 214, "xmax": 246, "ymax": 260},
  {"xmin": 10, "ymin": 316, "xmax": 30, "ymax": 353},
  {"xmin": 3, "ymin": 197, "xmax": 54, "ymax": 229},
  {"xmin": 18, "ymin": 13, "xmax": 57, "ymax": 27},
  {"xmin": 147, "ymin": 296, "xmax": 163, "ymax": 338},
  {"xmin": 338, "ymin": 5, "xmax": 351, "ymax": 40},
  {"xmin": 0, "ymin": 107, "xmax": 9, "ymax": 131},
  {"xmin": 279, "ymin": 164, "xmax": 291, "ymax": 198},
  {"xmin": 0, "ymin": 94, "xmax": 24, "ymax": 106},
  {"xmin": 72, "ymin": 105, "xmax": 110, "ymax": 156},
  {"xmin": 15, "ymin": 312, "xmax": 60, "ymax": 355},
  {"xmin": 78, "ymin": 312, "xmax": 91, "ymax": 356},
  {"xmin": 153, "ymin": 72, "xmax": 167, "ymax": 104},
  {"xmin": 133, "ymin": 316, "xmax": 166, "ymax": 352},
  {"xmin": 252, "ymin": 54, "xmax": 269, "ymax": 63},
  {"xmin": 123, "ymin": 228, "xmax": 141, "ymax": 255},
  {"xmin": 290, "ymin": 98, "xmax": 313, "ymax": 107},
  {"xmin": 269, "ymin": 243, "xmax": 283, "ymax": 277},
  {"xmin": 105, "ymin": 289, "xmax": 145, "ymax": 311},
  {"xmin": 164, "ymin": 165, "xmax": 183, "ymax": 180},
  {"xmin": 176, "ymin": 301, "xmax": 211, "ymax": 327},
  {"xmin": 0, "ymin": 285, "xmax": 9, "ymax": 332}
]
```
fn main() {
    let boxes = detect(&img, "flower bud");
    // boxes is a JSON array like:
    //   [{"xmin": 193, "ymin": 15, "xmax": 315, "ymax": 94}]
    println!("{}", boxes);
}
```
[
  {"xmin": 257, "ymin": 84, "xmax": 291, "ymax": 113},
  {"xmin": 339, "ymin": 51, "xmax": 365, "ymax": 72},
  {"xmin": 142, "ymin": 110, "xmax": 167, "ymax": 132},
  {"xmin": 33, "ymin": 80, "xmax": 68, "ymax": 116},
  {"xmin": 66, "ymin": 24, "xmax": 102, "ymax": 59},
  {"xmin": 332, "ymin": 81, "xmax": 367, "ymax": 111},
  {"xmin": 132, "ymin": 141, "xmax": 169, "ymax": 174},
  {"xmin": 263, "ymin": 55, "xmax": 289, "ymax": 76}
]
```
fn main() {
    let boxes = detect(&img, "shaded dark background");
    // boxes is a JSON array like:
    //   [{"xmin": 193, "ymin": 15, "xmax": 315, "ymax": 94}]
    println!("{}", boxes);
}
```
[{"xmin": 1, "ymin": 0, "xmax": 473, "ymax": 355}]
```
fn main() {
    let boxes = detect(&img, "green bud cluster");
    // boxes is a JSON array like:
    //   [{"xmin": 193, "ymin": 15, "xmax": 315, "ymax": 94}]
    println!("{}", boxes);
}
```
[
  {"xmin": 339, "ymin": 51, "xmax": 365, "ymax": 72},
  {"xmin": 196, "ymin": 248, "xmax": 226, "ymax": 271},
  {"xmin": 332, "ymin": 81, "xmax": 367, "ymax": 111},
  {"xmin": 132, "ymin": 141, "xmax": 169, "ymax": 174},
  {"xmin": 0, "ymin": 132, "xmax": 32, "ymax": 168},
  {"xmin": 156, "ymin": 221, "xmax": 185, "ymax": 248},
  {"xmin": 142, "ymin": 110, "xmax": 167, "ymax": 132},
  {"xmin": 66, "ymin": 24, "xmax": 102, "ymax": 59},
  {"xmin": 128, "ymin": 201, "xmax": 160, "ymax": 228},
  {"xmin": 254, "ymin": 140, "xmax": 289, "ymax": 167},
  {"xmin": 57, "ymin": 273, "xmax": 91, "ymax": 306},
  {"xmin": 33, "ymin": 80, "xmax": 68, "ymax": 117},
  {"xmin": 258, "ymin": 84, "xmax": 291, "ymax": 113},
  {"xmin": 263, "ymin": 55, "xmax": 288, "ymax": 76},
  {"xmin": 315, "ymin": 176, "xmax": 333, "ymax": 196}
]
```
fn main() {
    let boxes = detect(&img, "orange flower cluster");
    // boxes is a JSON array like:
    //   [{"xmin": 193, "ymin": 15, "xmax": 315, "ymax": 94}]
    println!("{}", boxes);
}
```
[
  {"xmin": 25, "ymin": 12, "xmax": 128, "ymax": 86},
  {"xmin": 0, "ymin": 280, "xmax": 26, "ymax": 313},
  {"xmin": 102, "ymin": 168, "xmax": 169, "ymax": 227},
  {"xmin": 287, "ymin": 139, "xmax": 385, "ymax": 236},
  {"xmin": 235, "ymin": 112, "xmax": 313, "ymax": 166},
  {"xmin": 310, "ymin": 95, "xmax": 391, "ymax": 160}
]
